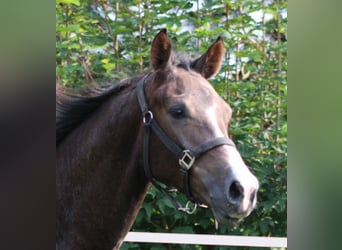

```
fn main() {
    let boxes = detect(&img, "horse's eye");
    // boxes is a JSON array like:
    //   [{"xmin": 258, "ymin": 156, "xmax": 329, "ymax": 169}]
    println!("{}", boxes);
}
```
[{"xmin": 168, "ymin": 104, "xmax": 187, "ymax": 119}]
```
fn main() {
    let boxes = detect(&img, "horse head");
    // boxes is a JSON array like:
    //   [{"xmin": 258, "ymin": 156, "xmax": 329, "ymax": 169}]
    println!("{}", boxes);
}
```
[{"xmin": 141, "ymin": 29, "xmax": 259, "ymax": 224}]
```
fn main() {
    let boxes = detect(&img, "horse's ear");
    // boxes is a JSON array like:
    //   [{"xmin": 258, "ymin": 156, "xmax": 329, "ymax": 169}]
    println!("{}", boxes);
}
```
[
  {"xmin": 191, "ymin": 37, "xmax": 224, "ymax": 79},
  {"xmin": 151, "ymin": 29, "xmax": 172, "ymax": 71}
]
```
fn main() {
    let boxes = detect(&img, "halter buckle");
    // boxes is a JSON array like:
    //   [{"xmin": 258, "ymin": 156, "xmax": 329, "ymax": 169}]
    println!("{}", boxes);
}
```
[{"xmin": 179, "ymin": 150, "xmax": 195, "ymax": 171}]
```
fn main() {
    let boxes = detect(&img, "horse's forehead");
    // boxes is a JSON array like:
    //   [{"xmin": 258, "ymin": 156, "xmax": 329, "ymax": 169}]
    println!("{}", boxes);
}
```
[
  {"xmin": 173, "ymin": 68, "xmax": 231, "ymax": 117},
  {"xmin": 169, "ymin": 69, "xmax": 215, "ymax": 98}
]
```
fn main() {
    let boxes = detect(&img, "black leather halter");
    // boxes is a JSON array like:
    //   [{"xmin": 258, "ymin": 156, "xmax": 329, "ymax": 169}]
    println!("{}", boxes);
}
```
[{"xmin": 136, "ymin": 73, "xmax": 236, "ymax": 213}]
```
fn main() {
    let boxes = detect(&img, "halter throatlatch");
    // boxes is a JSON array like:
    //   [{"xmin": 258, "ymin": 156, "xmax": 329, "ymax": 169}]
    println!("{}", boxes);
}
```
[{"xmin": 136, "ymin": 73, "xmax": 236, "ymax": 214}]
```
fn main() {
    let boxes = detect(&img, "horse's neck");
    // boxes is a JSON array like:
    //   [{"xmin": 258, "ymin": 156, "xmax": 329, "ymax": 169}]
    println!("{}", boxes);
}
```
[{"xmin": 56, "ymin": 88, "xmax": 149, "ymax": 250}]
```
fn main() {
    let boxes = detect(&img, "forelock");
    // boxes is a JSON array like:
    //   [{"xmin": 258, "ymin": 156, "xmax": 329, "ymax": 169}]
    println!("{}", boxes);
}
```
[{"xmin": 171, "ymin": 52, "xmax": 193, "ymax": 71}]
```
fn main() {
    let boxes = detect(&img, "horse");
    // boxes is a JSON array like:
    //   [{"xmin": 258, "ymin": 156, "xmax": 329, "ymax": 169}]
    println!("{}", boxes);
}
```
[{"xmin": 56, "ymin": 29, "xmax": 259, "ymax": 250}]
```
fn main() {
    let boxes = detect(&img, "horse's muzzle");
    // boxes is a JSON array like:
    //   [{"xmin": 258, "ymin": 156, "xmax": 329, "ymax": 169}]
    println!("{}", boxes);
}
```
[
  {"xmin": 225, "ymin": 175, "xmax": 259, "ymax": 220},
  {"xmin": 207, "ymin": 147, "xmax": 259, "ymax": 224},
  {"xmin": 210, "ymin": 175, "xmax": 259, "ymax": 224}
]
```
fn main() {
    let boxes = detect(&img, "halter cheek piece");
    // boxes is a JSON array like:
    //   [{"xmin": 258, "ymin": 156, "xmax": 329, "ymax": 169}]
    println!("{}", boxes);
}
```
[{"xmin": 136, "ymin": 73, "xmax": 236, "ymax": 214}]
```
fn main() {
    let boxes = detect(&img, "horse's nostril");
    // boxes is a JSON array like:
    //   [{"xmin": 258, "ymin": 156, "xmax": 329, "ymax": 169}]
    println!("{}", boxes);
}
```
[
  {"xmin": 228, "ymin": 181, "xmax": 244, "ymax": 203},
  {"xmin": 250, "ymin": 190, "xmax": 257, "ymax": 203}
]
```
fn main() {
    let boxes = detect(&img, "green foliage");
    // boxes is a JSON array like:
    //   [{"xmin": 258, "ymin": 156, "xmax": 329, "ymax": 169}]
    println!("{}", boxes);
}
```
[{"xmin": 56, "ymin": 0, "xmax": 287, "ymax": 248}]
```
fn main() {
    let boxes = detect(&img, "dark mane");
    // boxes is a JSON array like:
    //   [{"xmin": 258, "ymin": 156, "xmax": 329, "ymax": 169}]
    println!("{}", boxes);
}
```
[{"xmin": 56, "ymin": 74, "xmax": 144, "ymax": 145}]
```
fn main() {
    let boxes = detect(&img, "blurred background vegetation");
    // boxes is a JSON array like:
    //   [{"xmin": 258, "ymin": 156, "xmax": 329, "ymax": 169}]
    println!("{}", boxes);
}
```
[{"xmin": 56, "ymin": 0, "xmax": 287, "ymax": 249}]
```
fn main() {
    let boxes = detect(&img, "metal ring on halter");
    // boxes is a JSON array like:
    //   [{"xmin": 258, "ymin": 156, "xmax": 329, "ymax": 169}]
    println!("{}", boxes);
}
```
[
  {"xmin": 143, "ymin": 110, "xmax": 153, "ymax": 125},
  {"xmin": 178, "ymin": 201, "xmax": 197, "ymax": 214}
]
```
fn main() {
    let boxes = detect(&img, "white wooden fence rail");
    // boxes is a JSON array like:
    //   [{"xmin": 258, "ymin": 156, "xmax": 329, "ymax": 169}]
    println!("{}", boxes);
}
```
[{"xmin": 124, "ymin": 232, "xmax": 287, "ymax": 248}]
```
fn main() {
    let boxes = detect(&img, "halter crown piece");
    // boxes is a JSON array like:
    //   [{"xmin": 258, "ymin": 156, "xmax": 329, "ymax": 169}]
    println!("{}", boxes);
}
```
[{"xmin": 136, "ymin": 73, "xmax": 236, "ymax": 214}]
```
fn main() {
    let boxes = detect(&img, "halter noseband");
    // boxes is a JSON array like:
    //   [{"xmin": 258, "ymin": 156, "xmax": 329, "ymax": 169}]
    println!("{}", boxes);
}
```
[{"xmin": 136, "ymin": 73, "xmax": 236, "ymax": 214}]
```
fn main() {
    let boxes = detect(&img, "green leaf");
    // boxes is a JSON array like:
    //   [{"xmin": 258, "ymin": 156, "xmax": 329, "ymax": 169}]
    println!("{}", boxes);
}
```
[
  {"xmin": 171, "ymin": 226, "xmax": 194, "ymax": 234},
  {"xmin": 56, "ymin": 0, "xmax": 80, "ymax": 6}
]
